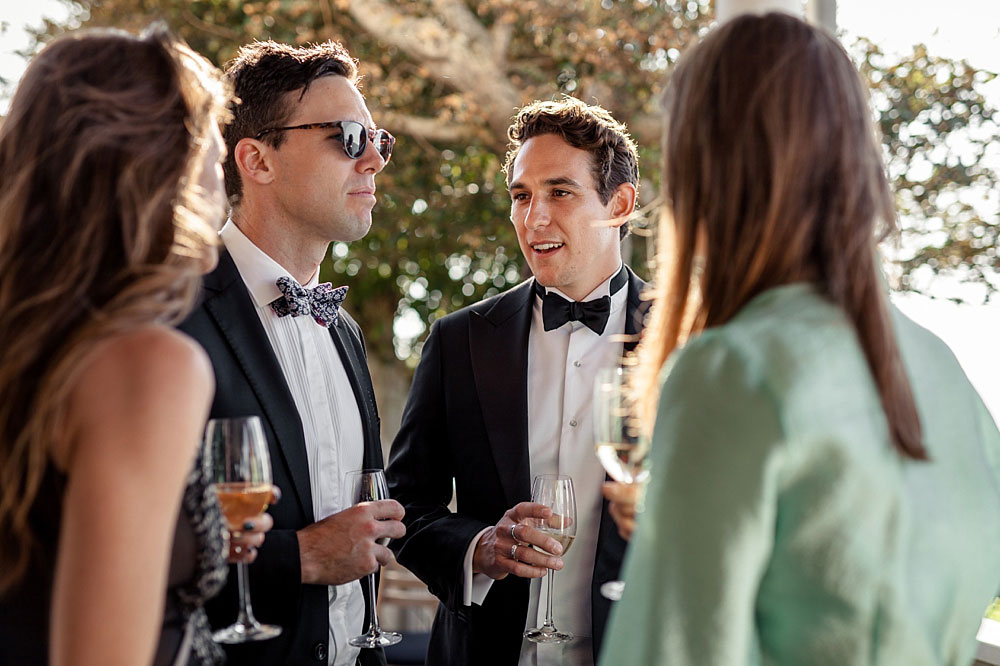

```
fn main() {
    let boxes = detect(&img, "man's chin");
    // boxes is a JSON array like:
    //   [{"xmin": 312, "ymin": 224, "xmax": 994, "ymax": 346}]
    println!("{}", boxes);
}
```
[
  {"xmin": 530, "ymin": 270, "xmax": 561, "ymax": 290},
  {"xmin": 333, "ymin": 216, "xmax": 373, "ymax": 243}
]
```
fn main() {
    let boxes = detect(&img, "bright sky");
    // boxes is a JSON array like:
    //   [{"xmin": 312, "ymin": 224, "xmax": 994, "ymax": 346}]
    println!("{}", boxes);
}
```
[{"xmin": 0, "ymin": 0, "xmax": 998, "ymax": 419}]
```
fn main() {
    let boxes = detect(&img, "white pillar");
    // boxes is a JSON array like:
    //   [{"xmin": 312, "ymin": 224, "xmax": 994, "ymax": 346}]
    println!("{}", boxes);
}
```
[
  {"xmin": 716, "ymin": 0, "xmax": 803, "ymax": 22},
  {"xmin": 716, "ymin": 0, "xmax": 838, "ymax": 31},
  {"xmin": 805, "ymin": 0, "xmax": 837, "ymax": 33}
]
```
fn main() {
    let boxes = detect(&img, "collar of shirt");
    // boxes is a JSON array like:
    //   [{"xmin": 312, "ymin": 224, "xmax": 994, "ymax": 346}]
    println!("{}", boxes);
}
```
[{"xmin": 220, "ymin": 219, "xmax": 320, "ymax": 308}]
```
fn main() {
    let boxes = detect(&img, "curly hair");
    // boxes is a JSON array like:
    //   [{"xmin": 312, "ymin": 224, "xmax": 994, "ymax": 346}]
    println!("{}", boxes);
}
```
[
  {"xmin": 503, "ymin": 96, "xmax": 640, "ymax": 239},
  {"xmin": 0, "ymin": 25, "xmax": 231, "ymax": 593}
]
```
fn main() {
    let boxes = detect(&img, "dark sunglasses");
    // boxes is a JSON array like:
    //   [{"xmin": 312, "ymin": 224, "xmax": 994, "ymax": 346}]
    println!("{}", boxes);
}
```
[{"xmin": 254, "ymin": 120, "xmax": 394, "ymax": 163}]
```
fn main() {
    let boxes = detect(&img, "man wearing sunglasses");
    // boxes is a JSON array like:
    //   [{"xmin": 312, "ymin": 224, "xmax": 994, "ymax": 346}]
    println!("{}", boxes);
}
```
[{"xmin": 180, "ymin": 40, "xmax": 401, "ymax": 666}]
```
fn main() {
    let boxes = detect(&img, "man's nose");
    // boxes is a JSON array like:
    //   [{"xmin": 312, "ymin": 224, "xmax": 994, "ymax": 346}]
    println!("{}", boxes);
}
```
[
  {"xmin": 523, "ymin": 200, "xmax": 551, "ymax": 230},
  {"xmin": 357, "ymin": 139, "xmax": 387, "ymax": 174}
]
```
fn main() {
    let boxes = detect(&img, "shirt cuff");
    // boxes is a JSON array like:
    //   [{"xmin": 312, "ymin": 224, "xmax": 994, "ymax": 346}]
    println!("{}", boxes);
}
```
[{"xmin": 462, "ymin": 527, "xmax": 495, "ymax": 606}]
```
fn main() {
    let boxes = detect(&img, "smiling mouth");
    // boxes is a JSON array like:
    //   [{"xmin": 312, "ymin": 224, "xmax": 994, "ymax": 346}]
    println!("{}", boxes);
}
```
[{"xmin": 531, "ymin": 242, "xmax": 564, "ymax": 254}]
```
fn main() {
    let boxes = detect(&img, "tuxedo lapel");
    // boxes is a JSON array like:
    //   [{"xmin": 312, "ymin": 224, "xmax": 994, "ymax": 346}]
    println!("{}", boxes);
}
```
[
  {"xmin": 202, "ymin": 252, "xmax": 315, "ymax": 523},
  {"xmin": 469, "ymin": 281, "xmax": 534, "ymax": 508},
  {"xmin": 327, "ymin": 317, "xmax": 382, "ymax": 468},
  {"xmin": 623, "ymin": 267, "xmax": 646, "ymax": 355}
]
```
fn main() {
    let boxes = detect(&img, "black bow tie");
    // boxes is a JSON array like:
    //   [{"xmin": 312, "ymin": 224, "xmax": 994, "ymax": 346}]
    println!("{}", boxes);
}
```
[{"xmin": 534, "ymin": 266, "xmax": 628, "ymax": 336}]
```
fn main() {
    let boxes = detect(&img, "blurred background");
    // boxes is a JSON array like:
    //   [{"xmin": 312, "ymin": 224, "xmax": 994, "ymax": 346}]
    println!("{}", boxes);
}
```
[{"xmin": 1, "ymin": 0, "xmax": 997, "ymax": 446}]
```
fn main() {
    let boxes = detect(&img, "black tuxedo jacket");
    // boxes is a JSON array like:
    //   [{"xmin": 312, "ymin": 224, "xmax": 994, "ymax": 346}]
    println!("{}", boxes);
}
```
[
  {"xmin": 179, "ymin": 251, "xmax": 386, "ymax": 666},
  {"xmin": 386, "ymin": 269, "xmax": 646, "ymax": 666}
]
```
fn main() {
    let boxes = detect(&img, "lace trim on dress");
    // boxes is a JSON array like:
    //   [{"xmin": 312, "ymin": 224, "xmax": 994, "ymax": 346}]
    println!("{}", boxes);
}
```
[{"xmin": 173, "ymin": 454, "xmax": 229, "ymax": 665}]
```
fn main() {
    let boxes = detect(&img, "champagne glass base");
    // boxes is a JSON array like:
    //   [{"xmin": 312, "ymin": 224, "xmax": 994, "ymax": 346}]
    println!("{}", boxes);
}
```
[
  {"xmin": 212, "ymin": 621, "xmax": 282, "ymax": 644},
  {"xmin": 524, "ymin": 627, "xmax": 574, "ymax": 644},
  {"xmin": 349, "ymin": 630, "xmax": 402, "ymax": 648},
  {"xmin": 600, "ymin": 580, "xmax": 625, "ymax": 601}
]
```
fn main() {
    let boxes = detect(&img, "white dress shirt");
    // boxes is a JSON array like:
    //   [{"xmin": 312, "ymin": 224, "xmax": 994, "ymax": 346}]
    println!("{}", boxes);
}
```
[
  {"xmin": 221, "ymin": 221, "xmax": 364, "ymax": 666},
  {"xmin": 462, "ymin": 264, "xmax": 628, "ymax": 666}
]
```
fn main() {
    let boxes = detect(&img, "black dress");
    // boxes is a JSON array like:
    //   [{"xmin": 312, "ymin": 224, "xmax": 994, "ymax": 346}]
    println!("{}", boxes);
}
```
[{"xmin": 0, "ymin": 455, "xmax": 228, "ymax": 665}]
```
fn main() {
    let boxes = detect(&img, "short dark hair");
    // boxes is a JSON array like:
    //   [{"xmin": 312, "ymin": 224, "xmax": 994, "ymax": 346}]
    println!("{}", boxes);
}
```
[
  {"xmin": 503, "ymin": 96, "xmax": 640, "ymax": 238},
  {"xmin": 223, "ymin": 40, "xmax": 358, "ymax": 203}
]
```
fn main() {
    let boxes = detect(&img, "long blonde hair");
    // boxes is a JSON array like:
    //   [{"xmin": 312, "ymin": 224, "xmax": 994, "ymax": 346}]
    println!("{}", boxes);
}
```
[
  {"xmin": 0, "ymin": 26, "xmax": 231, "ymax": 593},
  {"xmin": 634, "ymin": 13, "xmax": 925, "ymax": 460}
]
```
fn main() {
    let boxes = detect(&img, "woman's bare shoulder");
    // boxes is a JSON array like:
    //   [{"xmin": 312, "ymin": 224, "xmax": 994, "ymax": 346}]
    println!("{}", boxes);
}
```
[
  {"xmin": 58, "ymin": 325, "xmax": 214, "ymax": 469},
  {"xmin": 75, "ymin": 325, "xmax": 212, "ymax": 395}
]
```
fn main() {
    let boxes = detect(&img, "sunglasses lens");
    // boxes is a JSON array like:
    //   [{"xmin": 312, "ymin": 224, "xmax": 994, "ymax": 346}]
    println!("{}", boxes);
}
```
[
  {"xmin": 341, "ymin": 122, "xmax": 367, "ymax": 159},
  {"xmin": 375, "ymin": 130, "xmax": 394, "ymax": 163}
]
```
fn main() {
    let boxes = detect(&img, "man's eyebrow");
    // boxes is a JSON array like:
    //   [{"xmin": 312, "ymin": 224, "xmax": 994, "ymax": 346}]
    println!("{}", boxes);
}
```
[
  {"xmin": 543, "ymin": 177, "xmax": 583, "ymax": 188},
  {"xmin": 508, "ymin": 176, "xmax": 583, "ymax": 191}
]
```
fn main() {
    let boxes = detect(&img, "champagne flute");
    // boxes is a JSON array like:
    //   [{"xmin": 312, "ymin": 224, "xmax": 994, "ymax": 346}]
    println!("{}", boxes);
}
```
[
  {"xmin": 593, "ymin": 367, "xmax": 649, "ymax": 601},
  {"xmin": 204, "ymin": 416, "xmax": 282, "ymax": 643},
  {"xmin": 524, "ymin": 474, "xmax": 577, "ymax": 644},
  {"xmin": 346, "ymin": 469, "xmax": 403, "ymax": 648}
]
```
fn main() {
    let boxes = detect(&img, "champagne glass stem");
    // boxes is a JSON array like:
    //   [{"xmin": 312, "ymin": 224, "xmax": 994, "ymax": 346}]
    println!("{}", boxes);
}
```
[
  {"xmin": 364, "ymin": 572, "xmax": 381, "ymax": 637},
  {"xmin": 543, "ymin": 568, "xmax": 556, "ymax": 632},
  {"xmin": 235, "ymin": 562, "xmax": 257, "ymax": 628}
]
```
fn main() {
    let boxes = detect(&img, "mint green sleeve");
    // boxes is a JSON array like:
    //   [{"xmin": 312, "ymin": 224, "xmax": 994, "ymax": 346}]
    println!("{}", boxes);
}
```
[{"xmin": 600, "ymin": 332, "xmax": 783, "ymax": 665}]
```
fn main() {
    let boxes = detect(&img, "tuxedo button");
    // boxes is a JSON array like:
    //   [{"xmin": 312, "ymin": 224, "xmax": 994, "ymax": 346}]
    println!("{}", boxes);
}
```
[
  {"xmin": 569, "ymin": 419, "xmax": 578, "ymax": 427},
  {"xmin": 312, "ymin": 642, "xmax": 327, "ymax": 661},
  {"xmin": 573, "ymin": 360, "xmax": 581, "ymax": 367}
]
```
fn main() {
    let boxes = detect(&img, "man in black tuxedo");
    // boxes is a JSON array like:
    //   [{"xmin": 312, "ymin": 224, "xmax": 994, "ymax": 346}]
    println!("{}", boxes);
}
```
[
  {"xmin": 180, "ymin": 41, "xmax": 404, "ymax": 666},
  {"xmin": 387, "ymin": 98, "xmax": 644, "ymax": 666}
]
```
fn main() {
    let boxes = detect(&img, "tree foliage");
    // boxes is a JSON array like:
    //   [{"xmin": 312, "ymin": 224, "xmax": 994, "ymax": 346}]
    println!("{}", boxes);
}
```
[
  {"xmin": 20, "ymin": 1, "xmax": 999, "ymax": 362},
  {"xmin": 854, "ymin": 38, "xmax": 999, "ymax": 300}
]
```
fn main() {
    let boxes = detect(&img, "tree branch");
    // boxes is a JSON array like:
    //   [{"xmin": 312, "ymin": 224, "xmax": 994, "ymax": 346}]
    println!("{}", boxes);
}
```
[
  {"xmin": 180, "ymin": 8, "xmax": 242, "ymax": 42},
  {"xmin": 345, "ymin": 0, "xmax": 523, "ymax": 135},
  {"xmin": 431, "ymin": 0, "xmax": 490, "ymax": 44},
  {"xmin": 489, "ymin": 20, "xmax": 514, "ymax": 64},
  {"xmin": 380, "ymin": 111, "xmax": 484, "ymax": 144}
]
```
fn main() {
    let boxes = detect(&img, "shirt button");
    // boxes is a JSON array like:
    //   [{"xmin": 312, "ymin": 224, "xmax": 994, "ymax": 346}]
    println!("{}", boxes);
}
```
[
  {"xmin": 569, "ymin": 419, "xmax": 578, "ymax": 427},
  {"xmin": 312, "ymin": 642, "xmax": 327, "ymax": 662},
  {"xmin": 573, "ymin": 360, "xmax": 582, "ymax": 367}
]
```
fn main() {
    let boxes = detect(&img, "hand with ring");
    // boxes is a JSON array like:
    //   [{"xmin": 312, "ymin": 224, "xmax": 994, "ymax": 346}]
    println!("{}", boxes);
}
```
[
  {"xmin": 471, "ymin": 502, "xmax": 566, "ymax": 581},
  {"xmin": 226, "ymin": 485, "xmax": 280, "ymax": 564}
]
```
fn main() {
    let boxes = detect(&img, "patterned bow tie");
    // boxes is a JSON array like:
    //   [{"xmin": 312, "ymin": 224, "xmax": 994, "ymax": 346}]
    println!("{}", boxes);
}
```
[
  {"xmin": 270, "ymin": 276, "xmax": 348, "ymax": 328},
  {"xmin": 534, "ymin": 265, "xmax": 628, "ymax": 336}
]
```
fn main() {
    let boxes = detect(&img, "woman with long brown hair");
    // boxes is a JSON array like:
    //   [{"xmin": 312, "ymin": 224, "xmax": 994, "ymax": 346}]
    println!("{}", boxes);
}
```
[
  {"xmin": 0, "ymin": 27, "xmax": 271, "ymax": 665},
  {"xmin": 601, "ymin": 12, "xmax": 1000, "ymax": 665}
]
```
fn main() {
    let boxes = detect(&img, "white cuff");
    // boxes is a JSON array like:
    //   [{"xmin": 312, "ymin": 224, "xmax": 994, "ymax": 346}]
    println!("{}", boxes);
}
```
[{"xmin": 462, "ymin": 527, "xmax": 495, "ymax": 606}]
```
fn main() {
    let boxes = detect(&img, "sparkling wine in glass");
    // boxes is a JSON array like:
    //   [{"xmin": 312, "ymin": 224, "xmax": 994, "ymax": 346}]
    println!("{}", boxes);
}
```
[
  {"xmin": 346, "ymin": 469, "xmax": 402, "ymax": 648},
  {"xmin": 524, "ymin": 474, "xmax": 577, "ymax": 644},
  {"xmin": 204, "ymin": 416, "xmax": 281, "ymax": 643},
  {"xmin": 593, "ymin": 367, "xmax": 649, "ymax": 601}
]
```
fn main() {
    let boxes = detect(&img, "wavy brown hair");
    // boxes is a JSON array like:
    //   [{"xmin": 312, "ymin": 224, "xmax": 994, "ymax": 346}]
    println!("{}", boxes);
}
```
[
  {"xmin": 634, "ymin": 13, "xmax": 925, "ymax": 459},
  {"xmin": 0, "ymin": 26, "xmax": 231, "ymax": 593}
]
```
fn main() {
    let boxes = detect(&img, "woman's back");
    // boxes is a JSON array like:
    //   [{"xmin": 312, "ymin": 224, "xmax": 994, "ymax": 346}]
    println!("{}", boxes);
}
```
[
  {"xmin": 602, "ymin": 283, "xmax": 1000, "ymax": 665},
  {"xmin": 748, "ymin": 285, "xmax": 1000, "ymax": 664}
]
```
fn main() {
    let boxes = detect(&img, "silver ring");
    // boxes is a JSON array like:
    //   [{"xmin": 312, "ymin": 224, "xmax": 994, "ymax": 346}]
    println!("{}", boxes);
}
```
[
  {"xmin": 510, "ymin": 543, "xmax": 518, "ymax": 561},
  {"xmin": 510, "ymin": 523, "xmax": 519, "ymax": 541}
]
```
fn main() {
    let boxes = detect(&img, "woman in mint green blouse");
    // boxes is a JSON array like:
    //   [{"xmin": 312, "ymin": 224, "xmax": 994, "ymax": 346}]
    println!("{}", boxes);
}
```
[{"xmin": 600, "ymin": 13, "xmax": 1000, "ymax": 666}]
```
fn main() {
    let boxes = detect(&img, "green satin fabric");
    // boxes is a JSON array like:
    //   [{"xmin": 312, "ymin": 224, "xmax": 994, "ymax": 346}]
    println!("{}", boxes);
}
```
[{"xmin": 601, "ymin": 283, "xmax": 1000, "ymax": 666}]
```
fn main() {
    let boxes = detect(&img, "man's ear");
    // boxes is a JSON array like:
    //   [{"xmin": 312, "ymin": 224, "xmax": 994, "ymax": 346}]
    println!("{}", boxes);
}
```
[
  {"xmin": 234, "ymin": 137, "xmax": 275, "ymax": 187},
  {"xmin": 608, "ymin": 182, "xmax": 637, "ymax": 228}
]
